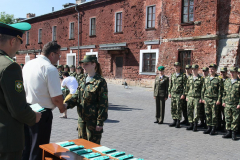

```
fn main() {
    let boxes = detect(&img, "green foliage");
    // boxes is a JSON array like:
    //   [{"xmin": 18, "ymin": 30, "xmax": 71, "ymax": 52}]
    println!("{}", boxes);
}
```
[{"xmin": 0, "ymin": 12, "xmax": 16, "ymax": 24}]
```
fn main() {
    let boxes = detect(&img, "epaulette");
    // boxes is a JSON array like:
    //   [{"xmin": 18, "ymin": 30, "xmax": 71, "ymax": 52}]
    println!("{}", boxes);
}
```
[
  {"xmin": 4, "ymin": 55, "xmax": 14, "ymax": 62},
  {"xmin": 218, "ymin": 76, "xmax": 222, "ymax": 79}
]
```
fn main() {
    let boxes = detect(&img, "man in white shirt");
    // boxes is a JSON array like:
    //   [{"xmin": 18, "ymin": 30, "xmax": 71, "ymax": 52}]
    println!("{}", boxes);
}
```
[
  {"xmin": 22, "ymin": 41, "xmax": 66, "ymax": 160},
  {"xmin": 60, "ymin": 72, "xmax": 78, "ymax": 118}
]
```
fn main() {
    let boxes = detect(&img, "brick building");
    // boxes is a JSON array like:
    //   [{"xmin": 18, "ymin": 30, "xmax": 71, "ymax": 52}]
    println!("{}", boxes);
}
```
[{"xmin": 16, "ymin": 0, "xmax": 240, "ymax": 86}]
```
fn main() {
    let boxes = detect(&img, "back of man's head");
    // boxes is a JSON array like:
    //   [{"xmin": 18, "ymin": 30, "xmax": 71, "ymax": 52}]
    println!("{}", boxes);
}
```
[
  {"xmin": 62, "ymin": 71, "xmax": 69, "ymax": 77},
  {"xmin": 42, "ymin": 41, "xmax": 61, "ymax": 57}
]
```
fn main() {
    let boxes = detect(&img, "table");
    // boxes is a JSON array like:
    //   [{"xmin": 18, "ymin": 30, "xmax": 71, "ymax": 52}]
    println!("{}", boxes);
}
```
[{"xmin": 39, "ymin": 139, "xmax": 118, "ymax": 160}]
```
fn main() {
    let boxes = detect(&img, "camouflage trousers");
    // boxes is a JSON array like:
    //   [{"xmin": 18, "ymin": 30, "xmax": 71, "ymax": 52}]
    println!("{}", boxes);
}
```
[
  {"xmin": 182, "ymin": 99, "xmax": 188, "ymax": 120},
  {"xmin": 171, "ymin": 95, "xmax": 183, "ymax": 120},
  {"xmin": 224, "ymin": 104, "xmax": 240, "ymax": 131},
  {"xmin": 199, "ymin": 103, "xmax": 206, "ymax": 121},
  {"xmin": 204, "ymin": 98, "xmax": 218, "ymax": 126},
  {"xmin": 78, "ymin": 119, "xmax": 103, "ymax": 145},
  {"xmin": 187, "ymin": 97, "xmax": 201, "ymax": 123}
]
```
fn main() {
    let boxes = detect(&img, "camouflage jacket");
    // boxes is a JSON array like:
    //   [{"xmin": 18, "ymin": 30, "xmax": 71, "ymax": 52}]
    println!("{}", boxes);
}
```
[
  {"xmin": 154, "ymin": 75, "xmax": 169, "ymax": 98},
  {"xmin": 66, "ymin": 74, "xmax": 108, "ymax": 126},
  {"xmin": 75, "ymin": 73, "xmax": 84, "ymax": 84},
  {"xmin": 58, "ymin": 71, "xmax": 62, "ymax": 77},
  {"xmin": 168, "ymin": 73, "xmax": 187, "ymax": 96},
  {"xmin": 69, "ymin": 72, "xmax": 77, "ymax": 77},
  {"xmin": 184, "ymin": 74, "xmax": 203, "ymax": 98},
  {"xmin": 201, "ymin": 75, "xmax": 223, "ymax": 102},
  {"xmin": 222, "ymin": 78, "xmax": 240, "ymax": 105}
]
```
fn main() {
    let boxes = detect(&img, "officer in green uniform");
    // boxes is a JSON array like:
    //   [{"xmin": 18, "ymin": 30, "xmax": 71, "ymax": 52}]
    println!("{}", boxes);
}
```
[
  {"xmin": 153, "ymin": 66, "xmax": 169, "ymax": 124},
  {"xmin": 168, "ymin": 62, "xmax": 187, "ymax": 128},
  {"xmin": 57, "ymin": 65, "xmax": 63, "ymax": 77},
  {"xmin": 69, "ymin": 65, "xmax": 77, "ymax": 77},
  {"xmin": 184, "ymin": 64, "xmax": 204, "ymax": 131},
  {"xmin": 222, "ymin": 67, "xmax": 240, "ymax": 140},
  {"xmin": 0, "ymin": 22, "xmax": 41, "ymax": 160},
  {"xmin": 64, "ymin": 64, "xmax": 70, "ymax": 73},
  {"xmin": 75, "ymin": 66, "xmax": 84, "ymax": 84},
  {"xmin": 201, "ymin": 64, "xmax": 223, "ymax": 135},
  {"xmin": 65, "ymin": 55, "xmax": 108, "ymax": 144}
]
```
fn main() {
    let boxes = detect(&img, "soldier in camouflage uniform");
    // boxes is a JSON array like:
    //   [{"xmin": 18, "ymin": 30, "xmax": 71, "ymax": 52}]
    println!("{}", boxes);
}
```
[
  {"xmin": 64, "ymin": 65, "xmax": 70, "ymax": 73},
  {"xmin": 57, "ymin": 65, "xmax": 63, "ymax": 77},
  {"xmin": 222, "ymin": 67, "xmax": 240, "ymax": 141},
  {"xmin": 184, "ymin": 64, "xmax": 204, "ymax": 131},
  {"xmin": 65, "ymin": 55, "xmax": 108, "ymax": 144},
  {"xmin": 201, "ymin": 64, "xmax": 223, "ymax": 135},
  {"xmin": 75, "ymin": 66, "xmax": 84, "ymax": 84},
  {"xmin": 69, "ymin": 65, "xmax": 77, "ymax": 77},
  {"xmin": 168, "ymin": 62, "xmax": 187, "ymax": 128}
]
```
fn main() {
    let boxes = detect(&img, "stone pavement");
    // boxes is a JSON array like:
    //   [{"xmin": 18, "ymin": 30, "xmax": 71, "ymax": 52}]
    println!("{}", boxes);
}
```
[{"xmin": 51, "ymin": 83, "xmax": 240, "ymax": 160}]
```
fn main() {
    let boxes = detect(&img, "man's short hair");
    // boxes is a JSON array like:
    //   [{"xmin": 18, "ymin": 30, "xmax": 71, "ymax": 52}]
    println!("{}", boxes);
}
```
[
  {"xmin": 42, "ymin": 41, "xmax": 61, "ymax": 57},
  {"xmin": 62, "ymin": 71, "xmax": 69, "ymax": 77},
  {"xmin": 0, "ymin": 34, "xmax": 15, "ymax": 44}
]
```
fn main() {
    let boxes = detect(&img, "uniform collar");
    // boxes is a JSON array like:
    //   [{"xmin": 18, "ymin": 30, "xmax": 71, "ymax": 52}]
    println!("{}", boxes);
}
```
[
  {"xmin": 86, "ymin": 73, "xmax": 101, "ymax": 84},
  {"xmin": 0, "ymin": 49, "xmax": 9, "ymax": 56},
  {"xmin": 38, "ymin": 55, "xmax": 51, "ymax": 64}
]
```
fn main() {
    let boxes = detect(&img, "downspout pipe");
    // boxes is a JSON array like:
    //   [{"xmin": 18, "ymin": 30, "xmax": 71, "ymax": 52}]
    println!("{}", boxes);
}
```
[{"xmin": 75, "ymin": 4, "xmax": 80, "ymax": 64}]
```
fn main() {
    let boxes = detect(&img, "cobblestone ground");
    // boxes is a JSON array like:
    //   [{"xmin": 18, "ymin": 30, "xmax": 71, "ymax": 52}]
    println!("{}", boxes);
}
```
[{"xmin": 51, "ymin": 83, "xmax": 240, "ymax": 160}]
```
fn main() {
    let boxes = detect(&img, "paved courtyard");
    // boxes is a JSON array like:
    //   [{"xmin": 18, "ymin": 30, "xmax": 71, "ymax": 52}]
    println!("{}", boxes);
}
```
[{"xmin": 51, "ymin": 83, "xmax": 240, "ymax": 160}]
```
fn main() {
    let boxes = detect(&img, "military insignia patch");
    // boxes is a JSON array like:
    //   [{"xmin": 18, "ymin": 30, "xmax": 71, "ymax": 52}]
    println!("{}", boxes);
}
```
[
  {"xmin": 102, "ymin": 92, "xmax": 107, "ymax": 99},
  {"xmin": 15, "ymin": 80, "xmax": 23, "ymax": 93}
]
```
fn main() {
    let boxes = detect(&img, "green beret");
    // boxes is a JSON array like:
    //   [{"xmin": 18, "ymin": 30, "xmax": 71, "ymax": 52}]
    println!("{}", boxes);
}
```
[
  {"xmin": 77, "ymin": 66, "xmax": 82, "ymax": 69},
  {"xmin": 209, "ymin": 63, "xmax": 217, "ymax": 68},
  {"xmin": 230, "ymin": 67, "xmax": 238, "ymax": 72},
  {"xmin": 185, "ymin": 64, "xmax": 192, "ymax": 69},
  {"xmin": 202, "ymin": 67, "xmax": 209, "ymax": 71},
  {"xmin": 70, "ymin": 65, "xmax": 75, "ymax": 68},
  {"xmin": 63, "ymin": 65, "xmax": 69, "ymax": 68},
  {"xmin": 220, "ymin": 67, "xmax": 227, "ymax": 72},
  {"xmin": 192, "ymin": 64, "xmax": 199, "ymax": 69},
  {"xmin": 174, "ymin": 62, "xmax": 181, "ymax": 66},
  {"xmin": 158, "ymin": 66, "xmax": 165, "ymax": 71},
  {"xmin": 80, "ymin": 55, "xmax": 98, "ymax": 63}
]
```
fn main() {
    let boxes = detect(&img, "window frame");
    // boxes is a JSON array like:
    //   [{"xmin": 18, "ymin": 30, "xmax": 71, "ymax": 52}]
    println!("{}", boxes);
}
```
[
  {"xmin": 26, "ymin": 31, "xmax": 29, "ymax": 45},
  {"xmin": 178, "ymin": 50, "xmax": 193, "ymax": 73},
  {"xmin": 69, "ymin": 22, "xmax": 75, "ymax": 39},
  {"xmin": 52, "ymin": 26, "xmax": 57, "ymax": 41},
  {"xmin": 146, "ymin": 5, "xmax": 156, "ymax": 29},
  {"xmin": 86, "ymin": 49, "xmax": 98, "ymax": 59},
  {"xmin": 38, "ymin": 29, "xmax": 42, "ymax": 44},
  {"xmin": 180, "ymin": 0, "xmax": 195, "ymax": 25},
  {"xmin": 89, "ymin": 17, "xmax": 96, "ymax": 36},
  {"xmin": 115, "ymin": 12, "xmax": 123, "ymax": 33}
]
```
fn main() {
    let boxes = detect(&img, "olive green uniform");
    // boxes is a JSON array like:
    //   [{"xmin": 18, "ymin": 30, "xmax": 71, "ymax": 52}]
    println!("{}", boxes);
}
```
[
  {"xmin": 69, "ymin": 72, "xmax": 77, "ymax": 77},
  {"xmin": 75, "ymin": 73, "xmax": 84, "ymax": 84},
  {"xmin": 154, "ymin": 75, "xmax": 169, "ymax": 123},
  {"xmin": 0, "ymin": 50, "xmax": 36, "ymax": 159}
]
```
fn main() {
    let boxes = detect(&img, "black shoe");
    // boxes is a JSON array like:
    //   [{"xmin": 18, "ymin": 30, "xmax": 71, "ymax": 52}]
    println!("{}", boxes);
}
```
[
  {"xmin": 210, "ymin": 126, "xmax": 217, "ymax": 135},
  {"xmin": 216, "ymin": 125, "xmax": 222, "ymax": 131},
  {"xmin": 175, "ymin": 120, "xmax": 180, "ymax": 128},
  {"xmin": 158, "ymin": 121, "xmax": 163, "ymax": 124},
  {"xmin": 193, "ymin": 122, "xmax": 198, "ymax": 132},
  {"xmin": 186, "ymin": 123, "xmax": 193, "ymax": 130},
  {"xmin": 180, "ymin": 119, "xmax": 188, "ymax": 125},
  {"xmin": 154, "ymin": 120, "xmax": 159, "ymax": 123},
  {"xmin": 198, "ymin": 120, "xmax": 205, "ymax": 127},
  {"xmin": 232, "ymin": 131, "xmax": 237, "ymax": 141},
  {"xmin": 203, "ymin": 126, "xmax": 212, "ymax": 134},
  {"xmin": 222, "ymin": 130, "xmax": 232, "ymax": 138},
  {"xmin": 169, "ymin": 119, "xmax": 177, "ymax": 127}
]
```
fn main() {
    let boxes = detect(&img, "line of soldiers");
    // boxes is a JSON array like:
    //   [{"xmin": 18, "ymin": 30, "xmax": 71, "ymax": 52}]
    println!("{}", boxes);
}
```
[{"xmin": 155, "ymin": 62, "xmax": 240, "ymax": 141}]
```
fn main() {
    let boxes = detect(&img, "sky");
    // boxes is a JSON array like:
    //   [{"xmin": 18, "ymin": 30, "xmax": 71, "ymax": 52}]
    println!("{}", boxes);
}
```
[{"xmin": 0, "ymin": 0, "xmax": 90, "ymax": 19}]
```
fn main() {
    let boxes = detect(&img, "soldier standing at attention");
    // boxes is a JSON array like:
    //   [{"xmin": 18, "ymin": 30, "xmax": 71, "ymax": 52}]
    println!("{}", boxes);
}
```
[
  {"xmin": 0, "ymin": 22, "xmax": 41, "ymax": 160},
  {"xmin": 57, "ymin": 65, "xmax": 63, "ymax": 77},
  {"xmin": 75, "ymin": 66, "xmax": 84, "ymax": 84},
  {"xmin": 153, "ymin": 66, "xmax": 169, "ymax": 124},
  {"xmin": 168, "ymin": 62, "xmax": 187, "ymax": 128},
  {"xmin": 69, "ymin": 65, "xmax": 77, "ymax": 77},
  {"xmin": 184, "ymin": 64, "xmax": 204, "ymax": 131},
  {"xmin": 222, "ymin": 67, "xmax": 240, "ymax": 141},
  {"xmin": 201, "ymin": 64, "xmax": 223, "ymax": 135}
]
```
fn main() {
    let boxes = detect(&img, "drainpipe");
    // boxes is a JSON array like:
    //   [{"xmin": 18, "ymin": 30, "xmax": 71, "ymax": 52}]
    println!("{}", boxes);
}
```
[{"xmin": 75, "ymin": 4, "xmax": 80, "ymax": 65}]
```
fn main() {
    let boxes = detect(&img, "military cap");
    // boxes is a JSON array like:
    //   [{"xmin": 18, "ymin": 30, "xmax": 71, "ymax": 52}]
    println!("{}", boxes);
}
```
[
  {"xmin": 202, "ymin": 67, "xmax": 209, "ymax": 71},
  {"xmin": 220, "ymin": 67, "xmax": 227, "ymax": 72},
  {"xmin": 192, "ymin": 64, "xmax": 199, "ymax": 69},
  {"xmin": 185, "ymin": 64, "xmax": 192, "ymax": 69},
  {"xmin": 0, "ymin": 22, "xmax": 31, "ymax": 44},
  {"xmin": 77, "ymin": 66, "xmax": 82, "ymax": 69},
  {"xmin": 229, "ymin": 66, "xmax": 238, "ymax": 72},
  {"xmin": 174, "ymin": 62, "xmax": 181, "ymax": 66},
  {"xmin": 209, "ymin": 63, "xmax": 217, "ymax": 68},
  {"xmin": 70, "ymin": 65, "xmax": 75, "ymax": 68},
  {"xmin": 63, "ymin": 65, "xmax": 69, "ymax": 68},
  {"xmin": 80, "ymin": 55, "xmax": 98, "ymax": 63},
  {"xmin": 158, "ymin": 66, "xmax": 165, "ymax": 71},
  {"xmin": 57, "ymin": 65, "xmax": 62, "ymax": 69}
]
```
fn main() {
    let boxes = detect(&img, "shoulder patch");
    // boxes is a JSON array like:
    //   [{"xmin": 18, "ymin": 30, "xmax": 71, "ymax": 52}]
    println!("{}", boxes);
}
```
[
  {"xmin": 102, "ymin": 92, "xmax": 108, "ymax": 99},
  {"xmin": 15, "ymin": 80, "xmax": 23, "ymax": 93}
]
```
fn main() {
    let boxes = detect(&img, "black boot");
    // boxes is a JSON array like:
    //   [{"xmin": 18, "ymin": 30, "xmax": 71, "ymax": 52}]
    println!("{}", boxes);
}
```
[
  {"xmin": 154, "ymin": 120, "xmax": 159, "ymax": 123},
  {"xmin": 180, "ymin": 119, "xmax": 189, "ymax": 125},
  {"xmin": 222, "ymin": 130, "xmax": 232, "ymax": 138},
  {"xmin": 232, "ymin": 131, "xmax": 237, "ymax": 141},
  {"xmin": 186, "ymin": 123, "xmax": 193, "ymax": 130},
  {"xmin": 198, "ymin": 120, "xmax": 205, "ymax": 127},
  {"xmin": 210, "ymin": 126, "xmax": 217, "ymax": 135},
  {"xmin": 203, "ymin": 126, "xmax": 212, "ymax": 134},
  {"xmin": 193, "ymin": 121, "xmax": 198, "ymax": 132},
  {"xmin": 169, "ymin": 119, "xmax": 177, "ymax": 127},
  {"xmin": 175, "ymin": 120, "xmax": 180, "ymax": 128}
]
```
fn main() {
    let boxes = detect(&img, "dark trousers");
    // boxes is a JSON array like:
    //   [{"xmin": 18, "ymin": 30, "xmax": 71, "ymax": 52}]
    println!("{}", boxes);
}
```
[
  {"xmin": 218, "ymin": 105, "xmax": 225, "ymax": 127},
  {"xmin": 155, "ymin": 96, "xmax": 165, "ymax": 123},
  {"xmin": 182, "ymin": 100, "xmax": 188, "ymax": 120},
  {"xmin": 22, "ymin": 109, "xmax": 53, "ymax": 160},
  {"xmin": 0, "ymin": 151, "xmax": 22, "ymax": 160}
]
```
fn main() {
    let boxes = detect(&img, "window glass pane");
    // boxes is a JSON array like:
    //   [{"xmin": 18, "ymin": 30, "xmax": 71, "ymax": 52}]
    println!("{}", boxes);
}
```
[
  {"xmin": 148, "ymin": 13, "xmax": 152, "ymax": 21},
  {"xmin": 189, "ymin": 14, "xmax": 194, "ymax": 21},
  {"xmin": 189, "ymin": 6, "xmax": 194, "ymax": 13},
  {"xmin": 184, "ymin": 0, "xmax": 189, "ymax": 6},
  {"xmin": 190, "ymin": 0, "xmax": 194, "ymax": 5},
  {"xmin": 152, "ymin": 13, "xmax": 155, "ymax": 20},
  {"xmin": 183, "ymin": 7, "xmax": 188, "ymax": 14},
  {"xmin": 183, "ymin": 15, "xmax": 188, "ymax": 23},
  {"xmin": 152, "ymin": 20, "xmax": 155, "ymax": 27},
  {"xmin": 148, "ymin": 7, "xmax": 152, "ymax": 15},
  {"xmin": 153, "ymin": 6, "xmax": 156, "ymax": 14},
  {"xmin": 148, "ymin": 21, "xmax": 152, "ymax": 28},
  {"xmin": 152, "ymin": 53, "xmax": 156, "ymax": 59}
]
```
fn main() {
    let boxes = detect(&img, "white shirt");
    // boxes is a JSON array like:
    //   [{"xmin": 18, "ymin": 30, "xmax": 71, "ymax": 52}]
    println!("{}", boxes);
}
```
[
  {"xmin": 61, "ymin": 76, "xmax": 78, "ymax": 94},
  {"xmin": 22, "ymin": 55, "xmax": 62, "ymax": 109}
]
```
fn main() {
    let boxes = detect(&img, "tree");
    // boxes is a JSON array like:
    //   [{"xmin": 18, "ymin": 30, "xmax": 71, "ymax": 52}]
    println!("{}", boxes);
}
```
[{"xmin": 0, "ymin": 12, "xmax": 16, "ymax": 24}]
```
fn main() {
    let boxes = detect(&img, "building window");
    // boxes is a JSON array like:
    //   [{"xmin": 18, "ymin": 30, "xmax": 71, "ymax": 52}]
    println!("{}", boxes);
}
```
[
  {"xmin": 115, "ymin": 12, "xmax": 122, "ymax": 32},
  {"xmin": 86, "ymin": 49, "xmax": 98, "ymax": 59},
  {"xmin": 38, "ymin": 29, "xmax": 42, "ymax": 43},
  {"xmin": 90, "ymin": 18, "xmax": 96, "ymax": 36},
  {"xmin": 26, "ymin": 31, "xmax": 29, "ymax": 45},
  {"xmin": 25, "ymin": 53, "xmax": 30, "ymax": 63},
  {"xmin": 52, "ymin": 26, "xmax": 57, "ymax": 41},
  {"xmin": 69, "ymin": 22, "xmax": 74, "ymax": 39},
  {"xmin": 146, "ymin": 5, "xmax": 156, "ymax": 28},
  {"xmin": 178, "ymin": 50, "xmax": 192, "ymax": 72},
  {"xmin": 182, "ymin": 0, "xmax": 194, "ymax": 23},
  {"xmin": 67, "ymin": 50, "xmax": 76, "ymax": 66}
]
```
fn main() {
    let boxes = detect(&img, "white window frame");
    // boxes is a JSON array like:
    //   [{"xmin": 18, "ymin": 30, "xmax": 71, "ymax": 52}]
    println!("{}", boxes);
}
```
[
  {"xmin": 145, "ymin": 5, "xmax": 156, "ymax": 29},
  {"xmin": 66, "ymin": 50, "xmax": 76, "ymax": 66},
  {"xmin": 115, "ymin": 12, "xmax": 123, "ymax": 32},
  {"xmin": 26, "ymin": 31, "xmax": 29, "ymax": 44},
  {"xmin": 38, "ymin": 29, "xmax": 42, "ymax": 43},
  {"xmin": 69, "ymin": 22, "xmax": 74, "ymax": 39},
  {"xmin": 139, "ymin": 45, "xmax": 159, "ymax": 75},
  {"xmin": 52, "ymin": 26, "xmax": 57, "ymax": 41},
  {"xmin": 89, "ymin": 17, "xmax": 96, "ymax": 36},
  {"xmin": 86, "ymin": 49, "xmax": 98, "ymax": 59},
  {"xmin": 25, "ymin": 53, "xmax": 30, "ymax": 63}
]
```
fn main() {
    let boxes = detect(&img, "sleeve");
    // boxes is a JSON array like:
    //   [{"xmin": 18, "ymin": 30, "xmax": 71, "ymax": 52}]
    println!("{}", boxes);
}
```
[
  {"xmin": 66, "ymin": 89, "xmax": 79, "ymax": 109},
  {"xmin": 1, "ymin": 63, "xmax": 36, "ymax": 126},
  {"xmin": 184, "ymin": 78, "xmax": 190, "ymax": 97},
  {"xmin": 47, "ymin": 68, "xmax": 62, "ymax": 97},
  {"xmin": 165, "ymin": 77, "xmax": 169, "ymax": 98},
  {"xmin": 222, "ymin": 82, "xmax": 226, "ymax": 104},
  {"xmin": 153, "ymin": 77, "xmax": 156, "ymax": 96},
  {"xmin": 61, "ymin": 78, "xmax": 66, "ymax": 87},
  {"xmin": 97, "ymin": 79, "xmax": 108, "ymax": 126},
  {"xmin": 168, "ymin": 75, "xmax": 172, "ymax": 95},
  {"xmin": 182, "ymin": 74, "xmax": 187, "ymax": 96},
  {"xmin": 218, "ymin": 78, "xmax": 223, "ymax": 102},
  {"xmin": 201, "ymin": 79, "xmax": 206, "ymax": 100}
]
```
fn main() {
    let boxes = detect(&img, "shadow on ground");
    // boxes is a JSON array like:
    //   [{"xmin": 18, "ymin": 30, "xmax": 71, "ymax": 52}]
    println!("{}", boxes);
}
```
[{"xmin": 108, "ymin": 103, "xmax": 143, "ymax": 111}]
